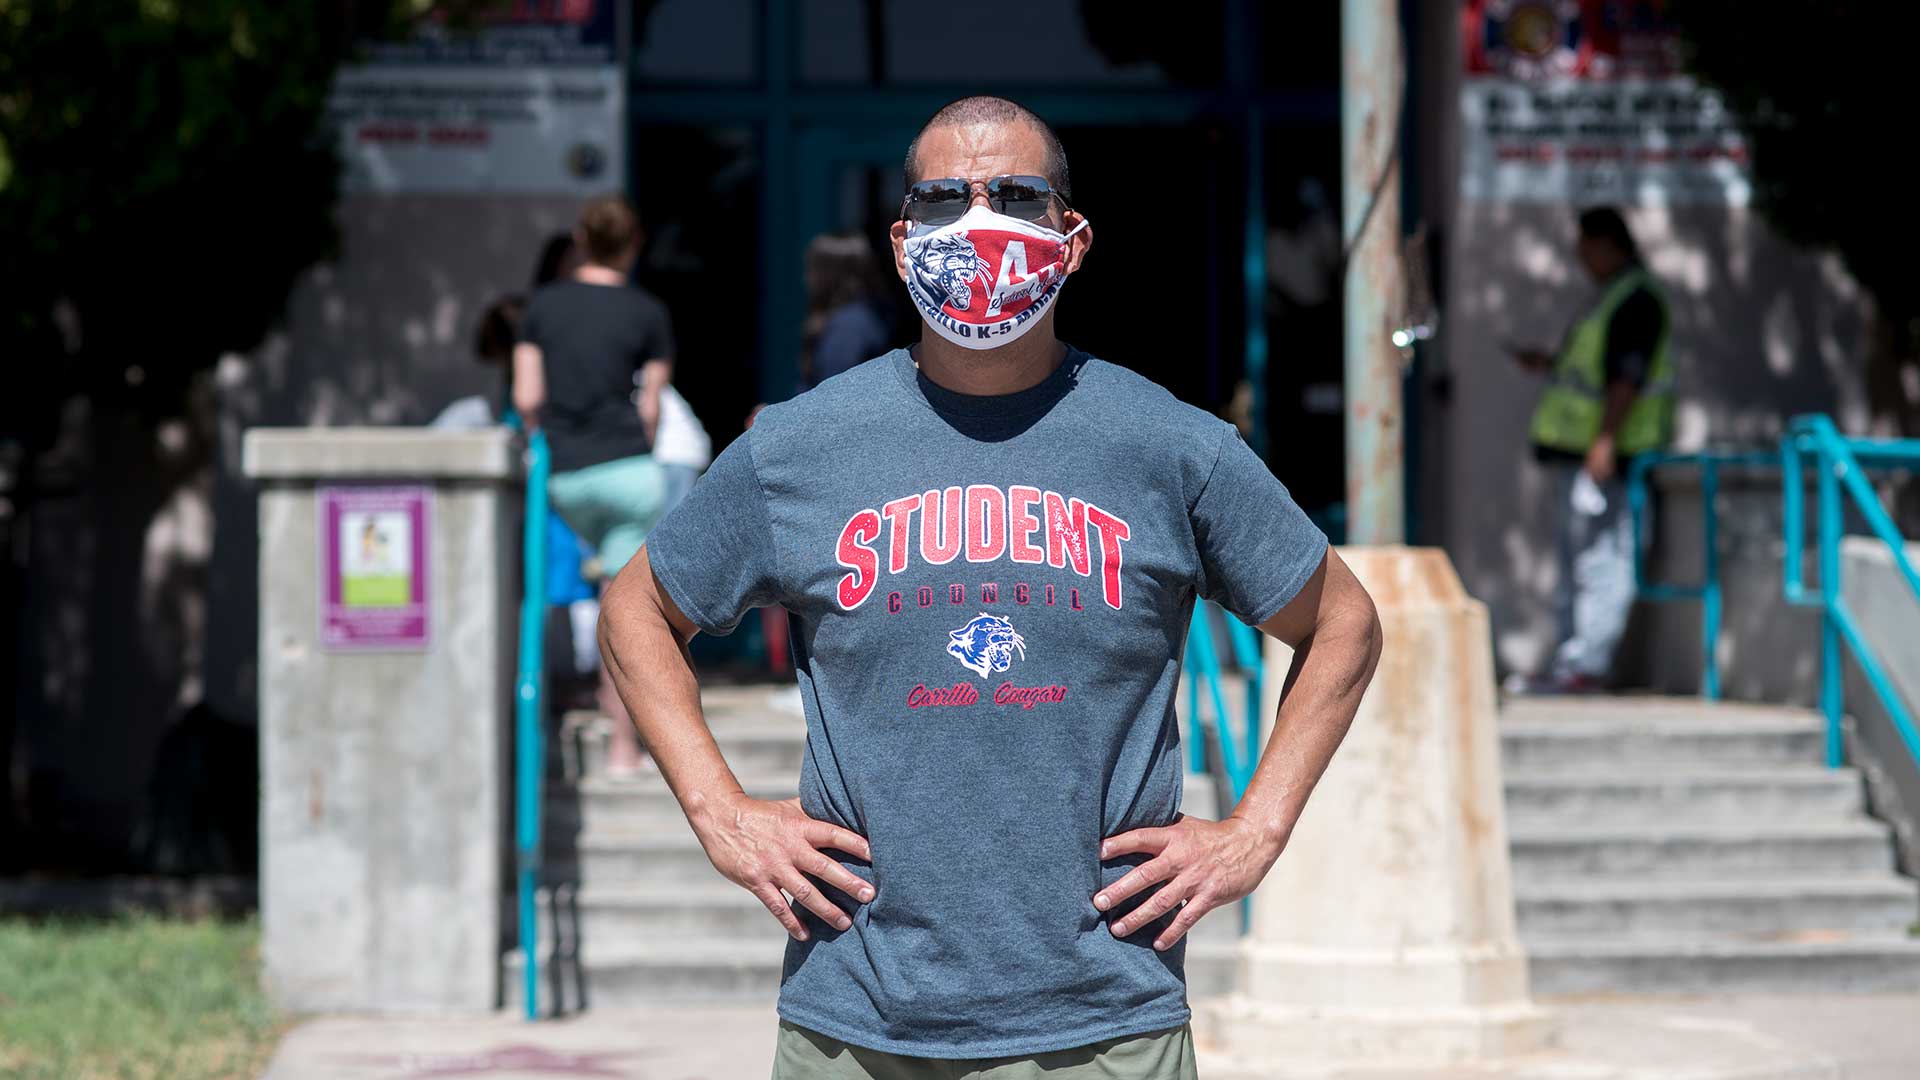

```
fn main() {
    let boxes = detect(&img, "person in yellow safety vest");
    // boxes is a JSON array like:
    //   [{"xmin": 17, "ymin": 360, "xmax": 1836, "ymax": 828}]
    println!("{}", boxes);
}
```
[{"xmin": 1505, "ymin": 207, "xmax": 1674, "ymax": 695}]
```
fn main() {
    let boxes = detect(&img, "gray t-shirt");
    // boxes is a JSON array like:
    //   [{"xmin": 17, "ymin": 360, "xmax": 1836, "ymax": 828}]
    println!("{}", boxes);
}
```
[{"xmin": 643, "ymin": 344, "xmax": 1328, "ymax": 1058}]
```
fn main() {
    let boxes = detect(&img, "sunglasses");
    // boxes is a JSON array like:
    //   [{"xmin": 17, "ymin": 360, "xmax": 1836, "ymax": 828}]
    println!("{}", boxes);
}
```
[{"xmin": 901, "ymin": 174, "xmax": 1070, "ymax": 228}]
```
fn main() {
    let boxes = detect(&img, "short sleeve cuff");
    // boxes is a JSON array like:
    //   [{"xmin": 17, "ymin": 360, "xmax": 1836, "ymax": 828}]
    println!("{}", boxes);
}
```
[
  {"xmin": 644, "ymin": 536, "xmax": 743, "ymax": 637},
  {"xmin": 1238, "ymin": 531, "xmax": 1331, "ymax": 629}
]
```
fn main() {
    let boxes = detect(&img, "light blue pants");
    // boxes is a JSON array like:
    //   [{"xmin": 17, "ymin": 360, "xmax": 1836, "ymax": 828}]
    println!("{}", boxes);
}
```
[
  {"xmin": 1548, "ymin": 462, "xmax": 1637, "ymax": 680},
  {"xmin": 660, "ymin": 462, "xmax": 701, "ymax": 518},
  {"xmin": 547, "ymin": 454, "xmax": 667, "ymax": 577}
]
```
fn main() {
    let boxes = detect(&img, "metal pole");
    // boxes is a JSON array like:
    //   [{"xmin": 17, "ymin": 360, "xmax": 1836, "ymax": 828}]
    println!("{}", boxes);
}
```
[
  {"xmin": 1701, "ymin": 460, "xmax": 1721, "ymax": 700},
  {"xmin": 516, "ymin": 431, "xmax": 551, "ymax": 1019},
  {"xmin": 1818, "ymin": 449, "xmax": 1843, "ymax": 767},
  {"xmin": 1341, "ymin": 0, "xmax": 1406, "ymax": 544}
]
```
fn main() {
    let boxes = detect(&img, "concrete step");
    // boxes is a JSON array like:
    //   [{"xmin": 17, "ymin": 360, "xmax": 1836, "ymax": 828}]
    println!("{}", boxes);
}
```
[
  {"xmin": 553, "ymin": 693, "xmax": 805, "ymax": 781},
  {"xmin": 564, "ymin": 700, "xmax": 806, "ymax": 780},
  {"xmin": 1503, "ymin": 766, "xmax": 1864, "ymax": 826},
  {"xmin": 549, "ymin": 772, "xmax": 800, "ymax": 835},
  {"xmin": 1508, "ymin": 819, "xmax": 1896, "ymax": 883},
  {"xmin": 1526, "ymin": 936, "xmax": 1920, "ymax": 995},
  {"xmin": 504, "ymin": 940, "xmax": 783, "ymax": 1011},
  {"xmin": 1515, "ymin": 876, "xmax": 1920, "ymax": 938},
  {"xmin": 652, "ymin": 721, "xmax": 810, "ymax": 775},
  {"xmin": 558, "ymin": 828, "xmax": 716, "ymax": 887},
  {"xmin": 505, "ymin": 938, "xmax": 1245, "ymax": 1011},
  {"xmin": 557, "ymin": 881, "xmax": 1243, "ymax": 950},
  {"xmin": 1500, "ymin": 698, "xmax": 1826, "ymax": 771}
]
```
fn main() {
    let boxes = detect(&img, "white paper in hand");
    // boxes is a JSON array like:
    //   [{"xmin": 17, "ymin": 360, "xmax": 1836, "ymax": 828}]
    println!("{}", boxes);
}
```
[{"xmin": 1571, "ymin": 468, "xmax": 1609, "ymax": 516}]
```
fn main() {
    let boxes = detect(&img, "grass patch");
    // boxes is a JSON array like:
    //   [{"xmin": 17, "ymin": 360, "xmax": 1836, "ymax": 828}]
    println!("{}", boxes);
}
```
[{"xmin": 0, "ymin": 913, "xmax": 288, "ymax": 1079}]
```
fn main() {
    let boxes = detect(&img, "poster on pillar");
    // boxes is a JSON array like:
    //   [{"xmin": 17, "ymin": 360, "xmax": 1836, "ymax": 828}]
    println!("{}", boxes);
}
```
[
  {"xmin": 1459, "ymin": 0, "xmax": 1751, "ymax": 206},
  {"xmin": 320, "ymin": 486, "xmax": 432, "ymax": 652},
  {"xmin": 326, "ymin": 1, "xmax": 624, "ymax": 195}
]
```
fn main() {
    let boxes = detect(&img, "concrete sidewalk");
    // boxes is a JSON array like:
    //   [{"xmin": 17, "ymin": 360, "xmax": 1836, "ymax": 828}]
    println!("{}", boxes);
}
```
[{"xmin": 261, "ymin": 995, "xmax": 1920, "ymax": 1080}]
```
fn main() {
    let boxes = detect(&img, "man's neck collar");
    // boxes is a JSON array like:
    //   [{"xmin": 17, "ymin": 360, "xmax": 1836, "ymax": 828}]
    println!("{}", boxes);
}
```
[{"xmin": 909, "ymin": 334, "xmax": 1068, "ymax": 398}]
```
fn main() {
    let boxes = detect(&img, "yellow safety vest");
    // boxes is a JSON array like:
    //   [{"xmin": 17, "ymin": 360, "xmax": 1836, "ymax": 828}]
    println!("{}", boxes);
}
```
[{"xmin": 1528, "ymin": 266, "xmax": 1675, "ymax": 457}]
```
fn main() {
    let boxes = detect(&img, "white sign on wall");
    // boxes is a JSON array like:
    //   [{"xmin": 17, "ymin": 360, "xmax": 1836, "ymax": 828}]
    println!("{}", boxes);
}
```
[
  {"xmin": 1459, "ymin": 0, "xmax": 1752, "ymax": 207},
  {"xmin": 1459, "ymin": 77, "xmax": 1751, "ymax": 206},
  {"xmin": 327, "ymin": 65, "xmax": 623, "ymax": 195}
]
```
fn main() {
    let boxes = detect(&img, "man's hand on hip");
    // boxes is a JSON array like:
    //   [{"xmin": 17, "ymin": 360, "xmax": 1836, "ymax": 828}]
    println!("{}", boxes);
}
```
[
  {"xmin": 691, "ymin": 790, "xmax": 874, "ymax": 942},
  {"xmin": 1092, "ymin": 813, "xmax": 1283, "ymax": 951}
]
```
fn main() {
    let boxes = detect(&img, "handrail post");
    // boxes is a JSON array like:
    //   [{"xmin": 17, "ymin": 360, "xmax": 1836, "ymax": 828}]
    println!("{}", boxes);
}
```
[
  {"xmin": 1781, "ymin": 434, "xmax": 1806, "ymax": 604},
  {"xmin": 1184, "ymin": 631, "xmax": 1206, "ymax": 775},
  {"xmin": 1628, "ymin": 455, "xmax": 1653, "ymax": 593},
  {"xmin": 1187, "ymin": 608, "xmax": 1247, "ymax": 798},
  {"xmin": 515, "ymin": 430, "xmax": 550, "ymax": 1019},
  {"xmin": 1701, "ymin": 459, "xmax": 1722, "ymax": 700},
  {"xmin": 1817, "ymin": 442, "xmax": 1843, "ymax": 768},
  {"xmin": 1227, "ymin": 618, "xmax": 1264, "ymax": 790}
]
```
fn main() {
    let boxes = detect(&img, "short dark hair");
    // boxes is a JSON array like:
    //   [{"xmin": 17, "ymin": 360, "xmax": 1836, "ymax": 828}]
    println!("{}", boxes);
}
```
[
  {"xmin": 804, "ymin": 231, "xmax": 885, "ymax": 314},
  {"xmin": 1578, "ymin": 206, "xmax": 1640, "ymax": 262},
  {"xmin": 904, "ymin": 96, "xmax": 1071, "ymax": 203},
  {"xmin": 531, "ymin": 232, "xmax": 579, "ymax": 287},
  {"xmin": 473, "ymin": 294, "xmax": 524, "ymax": 365},
  {"xmin": 576, "ymin": 194, "xmax": 639, "ymax": 266}
]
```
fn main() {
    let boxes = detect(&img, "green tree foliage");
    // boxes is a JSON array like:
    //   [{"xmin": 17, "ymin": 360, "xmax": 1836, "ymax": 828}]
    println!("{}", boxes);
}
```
[
  {"xmin": 1671, "ymin": 1, "xmax": 1920, "ymax": 343},
  {"xmin": 0, "ymin": 2, "xmax": 409, "ymax": 446}
]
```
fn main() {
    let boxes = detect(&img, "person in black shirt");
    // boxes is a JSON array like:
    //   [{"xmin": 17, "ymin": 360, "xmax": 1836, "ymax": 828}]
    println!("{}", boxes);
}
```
[{"xmin": 514, "ymin": 194, "xmax": 675, "ymax": 776}]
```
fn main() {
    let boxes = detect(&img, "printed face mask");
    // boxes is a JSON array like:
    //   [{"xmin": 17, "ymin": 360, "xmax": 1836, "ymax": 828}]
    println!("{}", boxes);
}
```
[{"xmin": 900, "ymin": 204, "xmax": 1089, "ymax": 350}]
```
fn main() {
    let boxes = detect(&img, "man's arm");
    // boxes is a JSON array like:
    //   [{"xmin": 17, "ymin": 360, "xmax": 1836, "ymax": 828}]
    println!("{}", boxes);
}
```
[
  {"xmin": 1505, "ymin": 341, "xmax": 1553, "ymax": 373},
  {"xmin": 512, "ymin": 342, "xmax": 546, "ymax": 428},
  {"xmin": 1094, "ymin": 545, "xmax": 1382, "ymax": 951},
  {"xmin": 598, "ymin": 544, "xmax": 737, "ymax": 827},
  {"xmin": 598, "ymin": 544, "xmax": 874, "ymax": 942},
  {"xmin": 1226, "ymin": 546, "xmax": 1383, "ymax": 847},
  {"xmin": 1586, "ymin": 285, "xmax": 1660, "ymax": 481},
  {"xmin": 1589, "ymin": 282, "xmax": 1666, "ymax": 474},
  {"xmin": 1585, "ymin": 379, "xmax": 1638, "ymax": 482}
]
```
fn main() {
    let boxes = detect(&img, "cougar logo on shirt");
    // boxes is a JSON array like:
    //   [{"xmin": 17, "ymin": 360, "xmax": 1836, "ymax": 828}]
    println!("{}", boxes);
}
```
[
  {"xmin": 947, "ymin": 613, "xmax": 1026, "ymax": 678},
  {"xmin": 908, "ymin": 235, "xmax": 993, "ymax": 312}
]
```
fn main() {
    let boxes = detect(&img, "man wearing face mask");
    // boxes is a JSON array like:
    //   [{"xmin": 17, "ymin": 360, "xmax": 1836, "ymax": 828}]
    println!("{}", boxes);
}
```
[{"xmin": 598, "ymin": 96, "xmax": 1383, "ymax": 1078}]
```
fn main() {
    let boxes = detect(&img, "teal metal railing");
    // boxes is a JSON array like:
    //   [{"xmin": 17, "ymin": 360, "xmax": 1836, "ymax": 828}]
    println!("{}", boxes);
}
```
[
  {"xmin": 1184, "ymin": 604, "xmax": 1264, "ymax": 803},
  {"xmin": 512, "ymin": 424, "xmax": 550, "ymax": 1020},
  {"xmin": 1183, "ymin": 603, "xmax": 1265, "ymax": 934},
  {"xmin": 1182, "ymin": 599, "xmax": 1259, "ymax": 803},
  {"xmin": 1626, "ymin": 413, "xmax": 1920, "ymax": 773},
  {"xmin": 1778, "ymin": 414, "xmax": 1920, "ymax": 768},
  {"xmin": 1626, "ymin": 448, "xmax": 1777, "ymax": 701}
]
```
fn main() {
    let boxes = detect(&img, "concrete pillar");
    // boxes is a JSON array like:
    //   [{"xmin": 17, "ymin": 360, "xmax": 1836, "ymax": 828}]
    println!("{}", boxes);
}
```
[
  {"xmin": 244, "ymin": 428, "xmax": 517, "ymax": 1013},
  {"xmin": 1193, "ymin": 547, "xmax": 1550, "ymax": 1064}
]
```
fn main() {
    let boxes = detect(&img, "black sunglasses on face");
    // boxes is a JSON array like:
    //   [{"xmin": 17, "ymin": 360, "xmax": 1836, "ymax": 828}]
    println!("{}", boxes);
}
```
[{"xmin": 901, "ymin": 174, "xmax": 1070, "ymax": 228}]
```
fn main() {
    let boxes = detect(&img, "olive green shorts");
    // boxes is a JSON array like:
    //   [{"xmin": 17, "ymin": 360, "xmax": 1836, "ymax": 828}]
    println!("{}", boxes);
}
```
[{"xmin": 770, "ymin": 1018, "xmax": 1199, "ymax": 1080}]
